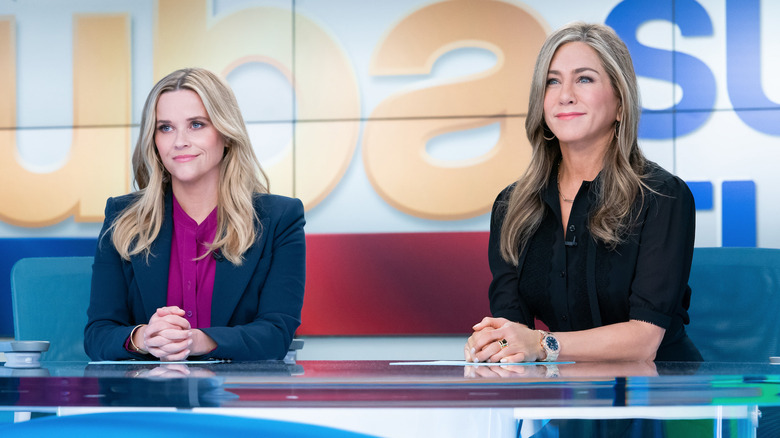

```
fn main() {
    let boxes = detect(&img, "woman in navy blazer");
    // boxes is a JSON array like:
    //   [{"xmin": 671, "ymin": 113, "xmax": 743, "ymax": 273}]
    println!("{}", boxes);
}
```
[{"xmin": 85, "ymin": 68, "xmax": 305, "ymax": 362}]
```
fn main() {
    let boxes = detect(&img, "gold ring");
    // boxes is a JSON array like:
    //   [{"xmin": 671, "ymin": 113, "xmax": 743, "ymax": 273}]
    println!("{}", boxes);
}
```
[{"xmin": 498, "ymin": 338, "xmax": 508, "ymax": 349}]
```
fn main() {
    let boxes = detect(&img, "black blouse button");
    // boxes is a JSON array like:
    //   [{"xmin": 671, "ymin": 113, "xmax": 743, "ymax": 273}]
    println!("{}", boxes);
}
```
[
  {"xmin": 568, "ymin": 225, "xmax": 575, "ymax": 232},
  {"xmin": 560, "ymin": 271, "xmax": 565, "ymax": 278},
  {"xmin": 562, "ymin": 315, "xmax": 568, "ymax": 321}
]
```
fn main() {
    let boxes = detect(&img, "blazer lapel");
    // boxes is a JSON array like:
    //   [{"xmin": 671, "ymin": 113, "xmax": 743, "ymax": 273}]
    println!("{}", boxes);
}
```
[
  {"xmin": 131, "ymin": 190, "xmax": 174, "ymax": 317},
  {"xmin": 211, "ymin": 214, "xmax": 270, "ymax": 326}
]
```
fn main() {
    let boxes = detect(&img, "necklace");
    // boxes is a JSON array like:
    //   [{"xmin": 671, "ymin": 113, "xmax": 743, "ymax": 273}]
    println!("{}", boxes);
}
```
[{"xmin": 557, "ymin": 164, "xmax": 574, "ymax": 203}]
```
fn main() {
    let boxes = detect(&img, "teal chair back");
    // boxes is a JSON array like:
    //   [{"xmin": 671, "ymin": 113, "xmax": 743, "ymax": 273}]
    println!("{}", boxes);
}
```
[
  {"xmin": 687, "ymin": 247, "xmax": 780, "ymax": 362},
  {"xmin": 10, "ymin": 256, "xmax": 93, "ymax": 362}
]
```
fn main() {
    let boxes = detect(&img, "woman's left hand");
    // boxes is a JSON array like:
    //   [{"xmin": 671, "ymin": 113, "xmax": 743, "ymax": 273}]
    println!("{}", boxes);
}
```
[
  {"xmin": 464, "ymin": 317, "xmax": 544, "ymax": 363},
  {"xmin": 144, "ymin": 306, "xmax": 192, "ymax": 361}
]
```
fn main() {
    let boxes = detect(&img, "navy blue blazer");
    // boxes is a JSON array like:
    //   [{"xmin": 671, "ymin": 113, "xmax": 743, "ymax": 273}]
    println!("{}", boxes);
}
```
[{"xmin": 84, "ymin": 190, "xmax": 305, "ymax": 361}]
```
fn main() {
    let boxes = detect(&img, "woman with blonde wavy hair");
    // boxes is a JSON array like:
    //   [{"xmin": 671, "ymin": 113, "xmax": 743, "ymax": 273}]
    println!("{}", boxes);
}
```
[
  {"xmin": 465, "ymin": 23, "xmax": 702, "ymax": 363},
  {"xmin": 85, "ymin": 68, "xmax": 305, "ymax": 361}
]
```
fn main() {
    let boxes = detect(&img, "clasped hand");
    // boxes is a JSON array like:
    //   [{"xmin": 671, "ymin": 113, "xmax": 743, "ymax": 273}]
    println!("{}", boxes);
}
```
[
  {"xmin": 140, "ymin": 306, "xmax": 193, "ymax": 361},
  {"xmin": 464, "ymin": 317, "xmax": 544, "ymax": 363}
]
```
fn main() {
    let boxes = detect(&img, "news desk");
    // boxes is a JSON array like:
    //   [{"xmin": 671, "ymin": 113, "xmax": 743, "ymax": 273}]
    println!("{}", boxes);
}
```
[{"xmin": 1, "ymin": 360, "xmax": 779, "ymax": 437}]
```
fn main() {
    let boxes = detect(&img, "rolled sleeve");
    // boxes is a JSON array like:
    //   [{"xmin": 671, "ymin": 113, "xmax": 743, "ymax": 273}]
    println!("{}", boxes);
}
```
[{"xmin": 628, "ymin": 176, "xmax": 696, "ymax": 329}]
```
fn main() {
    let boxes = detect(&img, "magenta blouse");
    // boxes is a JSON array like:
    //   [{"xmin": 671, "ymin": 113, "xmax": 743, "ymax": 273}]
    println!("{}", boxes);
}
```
[{"xmin": 166, "ymin": 196, "xmax": 218, "ymax": 329}]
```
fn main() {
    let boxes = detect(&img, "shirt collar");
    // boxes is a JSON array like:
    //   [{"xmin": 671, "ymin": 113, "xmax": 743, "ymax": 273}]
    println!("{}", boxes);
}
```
[{"xmin": 172, "ymin": 194, "xmax": 218, "ymax": 237}]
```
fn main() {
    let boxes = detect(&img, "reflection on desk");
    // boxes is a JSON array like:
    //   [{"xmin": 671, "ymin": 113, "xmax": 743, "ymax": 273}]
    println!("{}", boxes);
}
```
[
  {"xmin": 463, "ymin": 360, "xmax": 661, "ymax": 379},
  {"xmin": 1, "ymin": 360, "xmax": 779, "ymax": 438},
  {"xmin": 0, "ymin": 360, "xmax": 777, "ymax": 409}
]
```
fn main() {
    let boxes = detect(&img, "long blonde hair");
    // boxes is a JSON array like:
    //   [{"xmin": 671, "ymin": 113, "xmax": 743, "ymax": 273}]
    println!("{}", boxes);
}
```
[
  {"xmin": 110, "ymin": 68, "xmax": 269, "ymax": 265},
  {"xmin": 500, "ymin": 22, "xmax": 647, "ymax": 265}
]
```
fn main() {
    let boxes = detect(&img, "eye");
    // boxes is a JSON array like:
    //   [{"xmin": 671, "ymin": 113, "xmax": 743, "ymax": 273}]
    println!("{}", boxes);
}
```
[
  {"xmin": 577, "ymin": 76, "xmax": 594, "ymax": 84},
  {"xmin": 191, "ymin": 121, "xmax": 204, "ymax": 129},
  {"xmin": 546, "ymin": 78, "xmax": 560, "ymax": 86},
  {"xmin": 157, "ymin": 124, "xmax": 172, "ymax": 133}
]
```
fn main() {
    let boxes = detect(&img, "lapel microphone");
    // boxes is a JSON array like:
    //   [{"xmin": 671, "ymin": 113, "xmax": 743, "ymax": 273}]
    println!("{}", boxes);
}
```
[{"xmin": 212, "ymin": 250, "xmax": 224, "ymax": 262}]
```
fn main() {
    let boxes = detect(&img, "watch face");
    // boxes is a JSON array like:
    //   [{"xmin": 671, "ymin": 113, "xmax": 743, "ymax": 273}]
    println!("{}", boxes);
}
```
[{"xmin": 545, "ymin": 336, "xmax": 559, "ymax": 352}]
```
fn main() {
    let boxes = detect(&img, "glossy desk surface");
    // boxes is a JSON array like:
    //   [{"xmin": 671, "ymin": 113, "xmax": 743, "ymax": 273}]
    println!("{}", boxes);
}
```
[{"xmin": 1, "ymin": 360, "xmax": 779, "ymax": 411}]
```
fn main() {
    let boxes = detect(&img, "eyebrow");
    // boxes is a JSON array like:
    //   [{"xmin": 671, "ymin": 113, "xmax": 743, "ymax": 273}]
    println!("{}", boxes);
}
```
[
  {"xmin": 156, "ymin": 116, "xmax": 209, "ymax": 124},
  {"xmin": 547, "ymin": 67, "xmax": 600, "ymax": 76}
]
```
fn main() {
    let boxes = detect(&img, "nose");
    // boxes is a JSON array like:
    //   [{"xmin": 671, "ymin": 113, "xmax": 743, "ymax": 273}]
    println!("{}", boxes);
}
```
[
  {"xmin": 559, "ymin": 81, "xmax": 576, "ymax": 105},
  {"xmin": 173, "ymin": 129, "xmax": 189, "ymax": 149}
]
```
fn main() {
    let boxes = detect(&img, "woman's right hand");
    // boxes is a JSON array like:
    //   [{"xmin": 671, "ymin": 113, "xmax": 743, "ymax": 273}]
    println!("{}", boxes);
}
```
[
  {"xmin": 140, "ymin": 306, "xmax": 193, "ymax": 361},
  {"xmin": 464, "ymin": 317, "xmax": 545, "ymax": 363}
]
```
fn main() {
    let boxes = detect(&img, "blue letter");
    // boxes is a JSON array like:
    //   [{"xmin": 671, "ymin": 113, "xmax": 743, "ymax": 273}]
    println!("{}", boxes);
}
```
[
  {"xmin": 726, "ymin": 0, "xmax": 780, "ymax": 135},
  {"xmin": 722, "ymin": 181, "xmax": 756, "ymax": 247},
  {"xmin": 606, "ymin": 0, "xmax": 716, "ymax": 139},
  {"xmin": 687, "ymin": 181, "xmax": 713, "ymax": 210}
]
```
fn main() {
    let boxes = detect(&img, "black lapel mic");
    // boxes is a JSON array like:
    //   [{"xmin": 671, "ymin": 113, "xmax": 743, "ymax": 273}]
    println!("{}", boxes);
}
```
[
  {"xmin": 564, "ymin": 235, "xmax": 578, "ymax": 247},
  {"xmin": 212, "ymin": 250, "xmax": 224, "ymax": 262}
]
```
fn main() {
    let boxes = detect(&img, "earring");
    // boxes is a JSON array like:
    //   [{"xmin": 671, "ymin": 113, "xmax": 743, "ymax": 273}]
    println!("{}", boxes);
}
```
[
  {"xmin": 543, "ymin": 125, "xmax": 556, "ymax": 141},
  {"xmin": 614, "ymin": 121, "xmax": 620, "ymax": 137}
]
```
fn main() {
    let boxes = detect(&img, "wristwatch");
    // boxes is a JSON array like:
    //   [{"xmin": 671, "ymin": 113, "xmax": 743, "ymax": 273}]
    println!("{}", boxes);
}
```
[{"xmin": 538, "ymin": 330, "xmax": 560, "ymax": 362}]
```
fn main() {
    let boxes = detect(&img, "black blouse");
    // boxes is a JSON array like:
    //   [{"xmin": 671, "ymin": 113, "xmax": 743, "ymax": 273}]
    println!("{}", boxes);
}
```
[{"xmin": 488, "ymin": 162, "xmax": 702, "ymax": 361}]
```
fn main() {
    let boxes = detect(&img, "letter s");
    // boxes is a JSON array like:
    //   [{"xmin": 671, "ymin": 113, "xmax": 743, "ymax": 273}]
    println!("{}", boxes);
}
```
[{"xmin": 607, "ymin": 0, "xmax": 716, "ymax": 139}]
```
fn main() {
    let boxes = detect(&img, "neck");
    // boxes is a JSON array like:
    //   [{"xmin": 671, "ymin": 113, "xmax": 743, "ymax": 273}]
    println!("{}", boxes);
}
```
[
  {"xmin": 172, "ymin": 182, "xmax": 218, "ymax": 224},
  {"xmin": 558, "ymin": 143, "xmax": 608, "ymax": 183}
]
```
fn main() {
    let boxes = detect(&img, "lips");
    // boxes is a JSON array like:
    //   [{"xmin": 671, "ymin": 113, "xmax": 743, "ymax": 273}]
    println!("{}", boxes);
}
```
[
  {"xmin": 173, "ymin": 154, "xmax": 198, "ymax": 162},
  {"xmin": 555, "ymin": 112, "xmax": 585, "ymax": 120}
]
